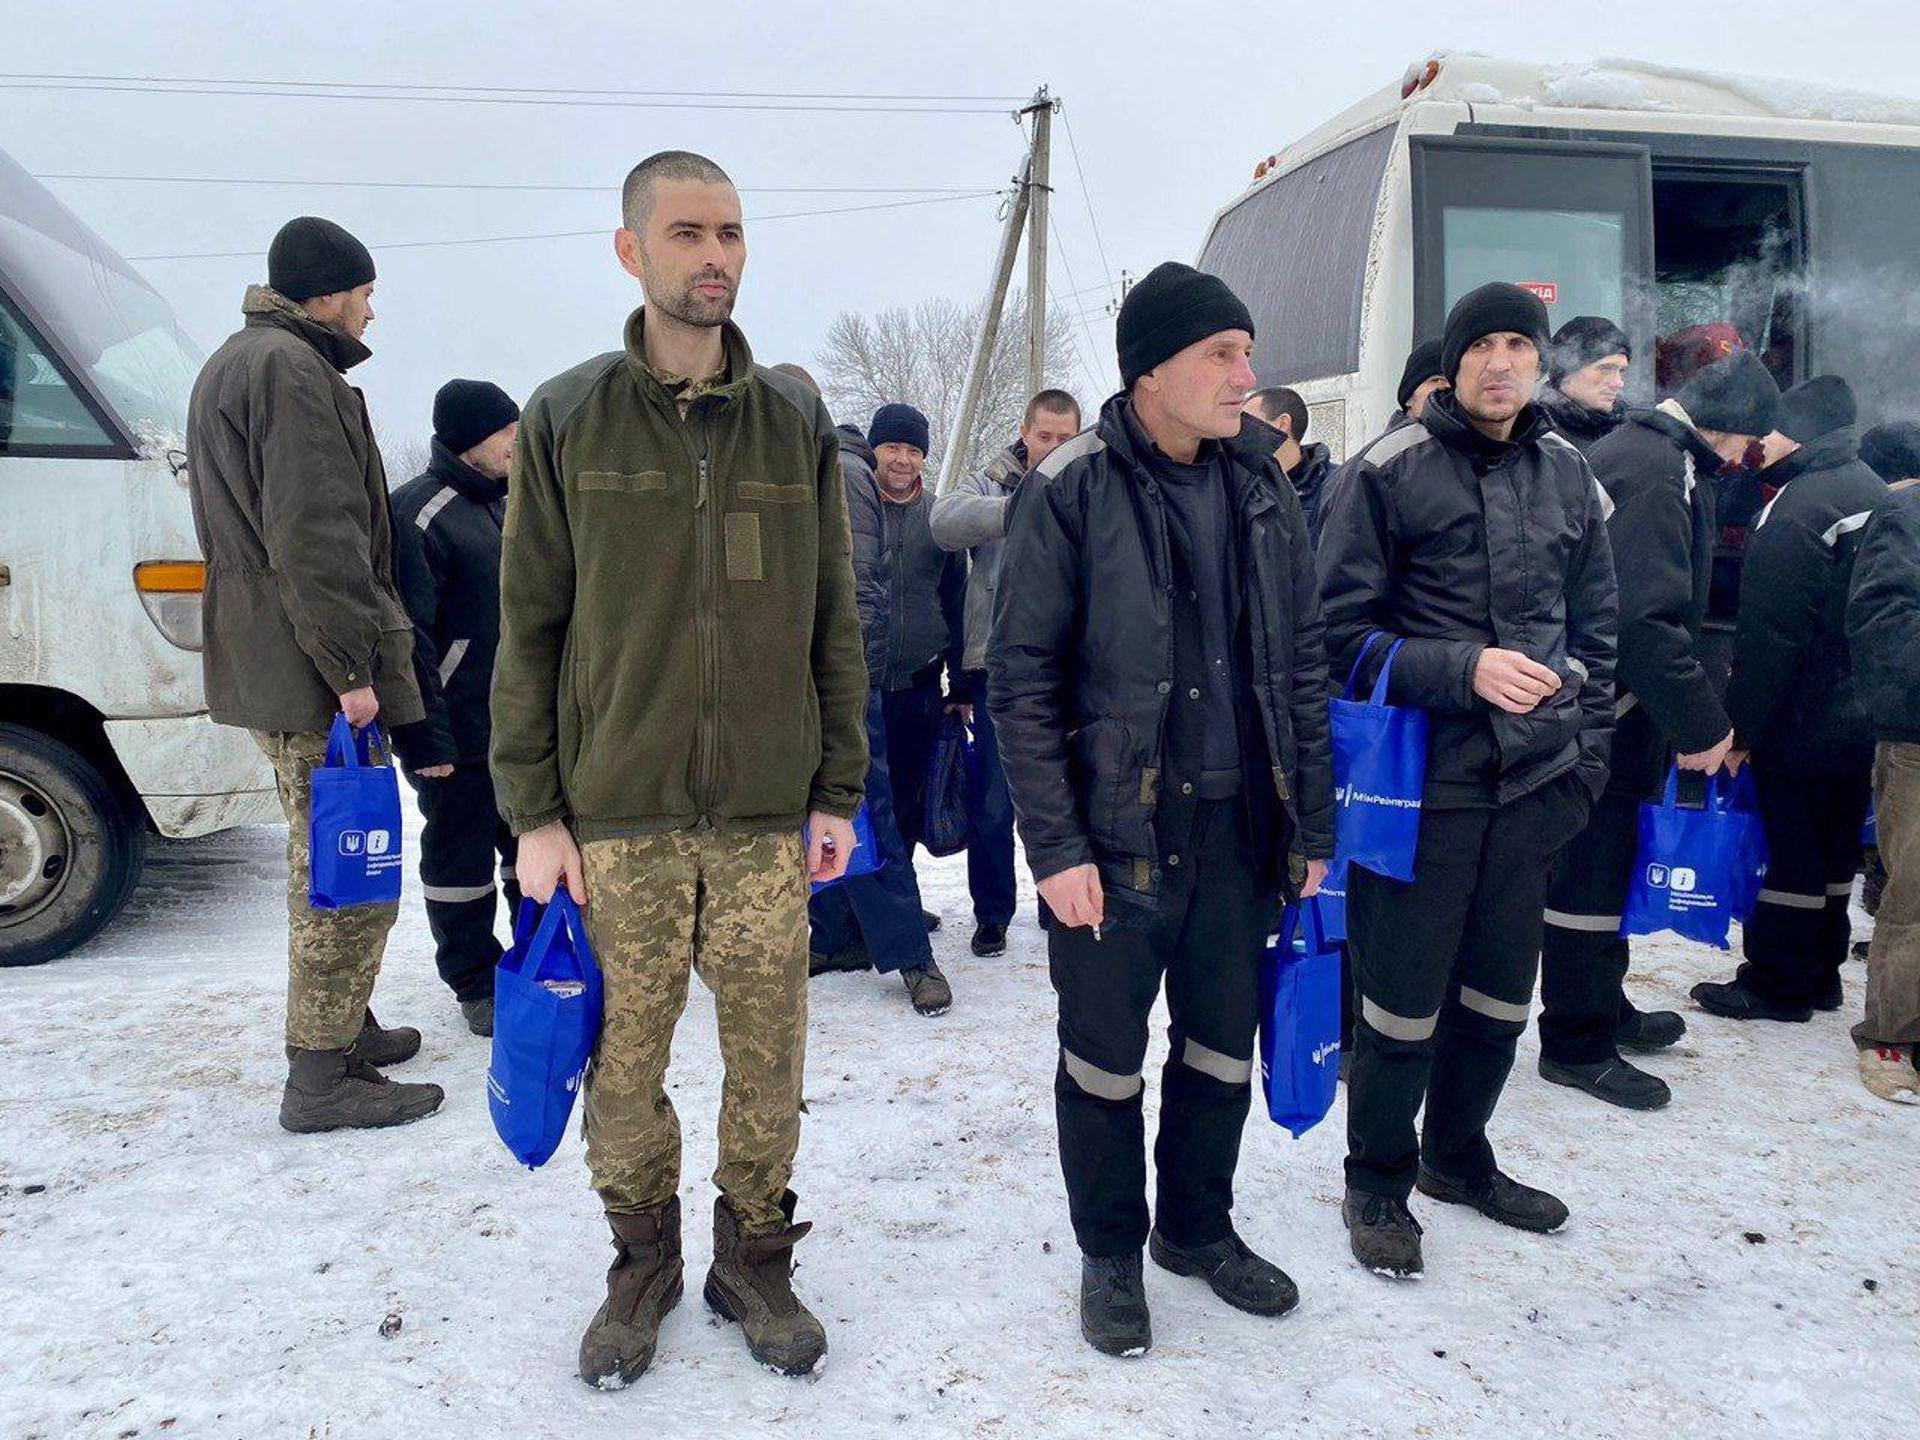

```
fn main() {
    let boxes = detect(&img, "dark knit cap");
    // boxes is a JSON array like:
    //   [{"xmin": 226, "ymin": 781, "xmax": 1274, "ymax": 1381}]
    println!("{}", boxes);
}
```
[
  {"xmin": 868, "ymin": 402, "xmax": 931, "ymax": 455},
  {"xmin": 1860, "ymin": 421, "xmax": 1920, "ymax": 483},
  {"xmin": 1675, "ymin": 350, "xmax": 1781, "ymax": 438},
  {"xmin": 1396, "ymin": 338, "xmax": 1445, "ymax": 408},
  {"xmin": 432, "ymin": 379, "xmax": 520, "ymax": 454},
  {"xmin": 268, "ymin": 216, "xmax": 376, "ymax": 303},
  {"xmin": 1778, "ymin": 374, "xmax": 1857, "ymax": 444},
  {"xmin": 1441, "ymin": 282, "xmax": 1550, "ymax": 381},
  {"xmin": 1116, "ymin": 261, "xmax": 1255, "ymax": 388},
  {"xmin": 1548, "ymin": 315, "xmax": 1631, "ymax": 383}
]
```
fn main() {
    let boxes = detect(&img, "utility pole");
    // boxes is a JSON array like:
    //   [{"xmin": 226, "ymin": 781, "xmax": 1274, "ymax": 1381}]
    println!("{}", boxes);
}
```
[
  {"xmin": 1024, "ymin": 87, "xmax": 1054, "ymax": 399},
  {"xmin": 933, "ymin": 153, "xmax": 1031, "ymax": 497}
]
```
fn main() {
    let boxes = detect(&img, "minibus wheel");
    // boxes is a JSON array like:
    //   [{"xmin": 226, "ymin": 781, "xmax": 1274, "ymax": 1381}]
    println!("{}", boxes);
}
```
[{"xmin": 0, "ymin": 723, "xmax": 146, "ymax": 967}]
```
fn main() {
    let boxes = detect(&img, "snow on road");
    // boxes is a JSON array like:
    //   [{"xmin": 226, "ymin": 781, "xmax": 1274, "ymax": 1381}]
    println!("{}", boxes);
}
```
[{"xmin": 1, "ymin": 808, "xmax": 1913, "ymax": 1440}]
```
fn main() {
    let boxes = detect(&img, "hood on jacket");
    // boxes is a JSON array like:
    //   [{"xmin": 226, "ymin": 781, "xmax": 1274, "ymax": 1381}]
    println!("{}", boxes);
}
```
[
  {"xmin": 836, "ymin": 422, "xmax": 877, "ymax": 470},
  {"xmin": 425, "ymin": 437, "xmax": 508, "ymax": 505},
  {"xmin": 242, "ymin": 283, "xmax": 370, "ymax": 373}
]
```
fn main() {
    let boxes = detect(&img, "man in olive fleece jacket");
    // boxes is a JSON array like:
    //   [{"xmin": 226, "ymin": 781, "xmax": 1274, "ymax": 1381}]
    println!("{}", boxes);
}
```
[{"xmin": 489, "ymin": 151, "xmax": 865, "ymax": 1389}]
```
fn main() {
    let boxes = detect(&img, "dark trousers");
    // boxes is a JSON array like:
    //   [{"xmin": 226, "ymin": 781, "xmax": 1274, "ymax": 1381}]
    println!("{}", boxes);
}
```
[
  {"xmin": 1050, "ymin": 800, "xmax": 1276, "ymax": 1258},
  {"xmin": 1539, "ymin": 789, "xmax": 1643, "ymax": 1064},
  {"xmin": 963, "ymin": 672, "xmax": 1018, "ymax": 928},
  {"xmin": 1346, "ymin": 779, "xmax": 1581, "ymax": 1199},
  {"xmin": 883, "ymin": 665, "xmax": 946, "ymax": 856},
  {"xmin": 410, "ymin": 763, "xmax": 520, "ymax": 1004},
  {"xmin": 810, "ymin": 687, "xmax": 934, "ymax": 973},
  {"xmin": 1736, "ymin": 763, "xmax": 1874, "ymax": 1008}
]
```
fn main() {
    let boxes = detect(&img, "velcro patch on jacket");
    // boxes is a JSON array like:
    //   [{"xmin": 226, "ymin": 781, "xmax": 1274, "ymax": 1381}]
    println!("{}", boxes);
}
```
[
  {"xmin": 579, "ymin": 470, "xmax": 668, "ymax": 493},
  {"xmin": 735, "ymin": 480, "xmax": 814, "ymax": 505},
  {"xmin": 725, "ymin": 512, "xmax": 764, "ymax": 581}
]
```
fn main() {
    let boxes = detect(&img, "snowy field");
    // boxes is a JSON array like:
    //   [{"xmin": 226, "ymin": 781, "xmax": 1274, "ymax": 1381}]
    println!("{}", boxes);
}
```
[{"xmin": 1, "ymin": 803, "xmax": 1913, "ymax": 1440}]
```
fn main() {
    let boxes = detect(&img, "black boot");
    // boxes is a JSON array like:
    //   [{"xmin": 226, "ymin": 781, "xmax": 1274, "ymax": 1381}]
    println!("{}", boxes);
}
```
[
  {"xmin": 1690, "ymin": 979, "xmax": 1812, "ymax": 1023},
  {"xmin": 902, "ymin": 961, "xmax": 952, "ymax": 1016},
  {"xmin": 348, "ymin": 1008, "xmax": 421, "ymax": 1068},
  {"xmin": 1615, "ymin": 1007, "xmax": 1686, "ymax": 1053},
  {"xmin": 460, "ymin": 997, "xmax": 494, "ymax": 1037},
  {"xmin": 1416, "ymin": 1165, "xmax": 1568, "ymax": 1234},
  {"xmin": 922, "ymin": 910, "xmax": 942, "ymax": 933},
  {"xmin": 578, "ymin": 1199, "xmax": 684, "ymax": 1390},
  {"xmin": 1538, "ymin": 1054, "xmax": 1672, "ymax": 1111},
  {"xmin": 1813, "ymin": 971, "xmax": 1845, "ymax": 1012},
  {"xmin": 1079, "ymin": 1253, "xmax": 1152, "ymax": 1357},
  {"xmin": 1149, "ymin": 1229, "xmax": 1298, "ymax": 1317},
  {"xmin": 278, "ymin": 1048, "xmax": 443, "ymax": 1133},
  {"xmin": 808, "ymin": 943, "xmax": 873, "ymax": 976},
  {"xmin": 1342, "ymin": 1190, "xmax": 1423, "ymax": 1278},
  {"xmin": 970, "ymin": 923, "xmax": 1007, "ymax": 958}
]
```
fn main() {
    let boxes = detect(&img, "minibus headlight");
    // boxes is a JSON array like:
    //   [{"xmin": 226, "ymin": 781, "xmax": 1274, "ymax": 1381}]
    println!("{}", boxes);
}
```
[{"xmin": 134, "ymin": 561, "xmax": 206, "ymax": 651}]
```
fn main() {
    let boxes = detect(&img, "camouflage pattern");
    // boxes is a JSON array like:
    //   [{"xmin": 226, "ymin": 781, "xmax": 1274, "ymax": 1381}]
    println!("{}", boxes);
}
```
[
  {"xmin": 581, "ymin": 829, "xmax": 809, "ymax": 1233},
  {"xmin": 646, "ymin": 363, "xmax": 728, "ymax": 417},
  {"xmin": 252, "ymin": 730, "xmax": 399, "ymax": 1050}
]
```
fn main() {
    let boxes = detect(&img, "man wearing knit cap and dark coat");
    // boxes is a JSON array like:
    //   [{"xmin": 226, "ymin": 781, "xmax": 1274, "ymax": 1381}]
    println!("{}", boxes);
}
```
[
  {"xmin": 1317, "ymin": 281, "xmax": 1617, "ymax": 1279},
  {"xmin": 187, "ymin": 216, "xmax": 444, "ymax": 1132},
  {"xmin": 390, "ymin": 379, "xmax": 523, "ymax": 1036},
  {"xmin": 1536, "ymin": 351, "xmax": 1781, "ymax": 1111},
  {"xmin": 1539, "ymin": 316, "xmax": 1631, "ymax": 455},
  {"xmin": 991, "ymin": 260, "xmax": 1335, "ymax": 1357},
  {"xmin": 1394, "ymin": 338, "xmax": 1448, "ymax": 426},
  {"xmin": 1694, "ymin": 374, "xmax": 1887, "ymax": 1023},
  {"xmin": 865, "ymin": 400, "xmax": 966, "ymax": 1016}
]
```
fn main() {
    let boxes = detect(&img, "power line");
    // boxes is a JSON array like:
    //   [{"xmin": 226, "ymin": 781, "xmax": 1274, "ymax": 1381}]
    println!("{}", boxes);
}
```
[
  {"xmin": 1060, "ymin": 112, "xmax": 1117, "ymax": 296},
  {"xmin": 0, "ymin": 78, "xmax": 1014, "ymax": 115},
  {"xmin": 0, "ymin": 72, "xmax": 1032, "ymax": 102},
  {"xmin": 1047, "ymin": 212, "xmax": 1113, "ymax": 395},
  {"xmin": 35, "ymin": 171, "xmax": 995, "ymax": 196},
  {"xmin": 124, "ymin": 190, "xmax": 1003, "ymax": 262}
]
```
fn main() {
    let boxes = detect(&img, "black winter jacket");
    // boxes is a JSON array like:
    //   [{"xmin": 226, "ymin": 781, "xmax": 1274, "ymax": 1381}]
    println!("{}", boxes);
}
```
[
  {"xmin": 1727, "ymin": 426, "xmax": 1887, "ymax": 772},
  {"xmin": 1846, "ymin": 480, "xmax": 1920, "ymax": 745},
  {"xmin": 988, "ymin": 394, "xmax": 1335, "ymax": 902},
  {"xmin": 1287, "ymin": 441, "xmax": 1334, "ymax": 551},
  {"xmin": 1317, "ymin": 389, "xmax": 1619, "ymax": 808},
  {"xmin": 836, "ymin": 424, "xmax": 889, "ymax": 686},
  {"xmin": 389, "ymin": 441, "xmax": 508, "ymax": 771},
  {"xmin": 1586, "ymin": 404, "xmax": 1732, "ymax": 795},
  {"xmin": 1538, "ymin": 385, "xmax": 1625, "ymax": 456}
]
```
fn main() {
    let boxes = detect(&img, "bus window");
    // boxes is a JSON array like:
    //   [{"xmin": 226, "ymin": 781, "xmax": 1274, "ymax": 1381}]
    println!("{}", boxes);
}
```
[
  {"xmin": 1651, "ymin": 171, "xmax": 1803, "ymax": 390},
  {"xmin": 0, "ymin": 289, "xmax": 118, "ymax": 454},
  {"xmin": 1443, "ymin": 207, "xmax": 1627, "ymax": 329}
]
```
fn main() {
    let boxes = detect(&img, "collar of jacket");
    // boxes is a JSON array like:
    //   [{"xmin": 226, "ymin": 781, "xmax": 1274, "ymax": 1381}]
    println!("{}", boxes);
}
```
[
  {"xmin": 1767, "ymin": 425, "xmax": 1860, "ymax": 490},
  {"xmin": 1539, "ymin": 384, "xmax": 1623, "ymax": 441},
  {"xmin": 1097, "ymin": 392, "xmax": 1281, "ymax": 520},
  {"xmin": 1643, "ymin": 399, "xmax": 1727, "ymax": 476},
  {"xmin": 983, "ymin": 442, "xmax": 1027, "ymax": 486},
  {"xmin": 1423, "ymin": 387, "xmax": 1548, "ymax": 463},
  {"xmin": 241, "ymin": 284, "xmax": 371, "ymax": 373},
  {"xmin": 426, "ymin": 437, "xmax": 508, "ymax": 504},
  {"xmin": 621, "ymin": 306, "xmax": 755, "ymax": 411},
  {"xmin": 1288, "ymin": 441, "xmax": 1331, "ymax": 494}
]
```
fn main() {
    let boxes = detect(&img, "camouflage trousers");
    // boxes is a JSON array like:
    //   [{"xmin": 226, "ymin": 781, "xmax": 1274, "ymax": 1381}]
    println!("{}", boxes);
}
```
[
  {"xmin": 580, "ymin": 830, "xmax": 809, "ymax": 1234},
  {"xmin": 252, "ymin": 730, "xmax": 398, "ymax": 1051}
]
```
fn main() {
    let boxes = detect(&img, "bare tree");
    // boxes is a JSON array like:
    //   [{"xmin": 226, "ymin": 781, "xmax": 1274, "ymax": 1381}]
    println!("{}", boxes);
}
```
[{"xmin": 817, "ymin": 290, "xmax": 1091, "ymax": 480}]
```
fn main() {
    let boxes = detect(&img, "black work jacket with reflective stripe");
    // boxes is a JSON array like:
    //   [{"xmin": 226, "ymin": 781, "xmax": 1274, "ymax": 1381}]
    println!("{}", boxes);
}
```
[
  {"xmin": 1726, "ymin": 426, "xmax": 1887, "ymax": 772},
  {"xmin": 987, "ymin": 393, "xmax": 1335, "ymax": 906},
  {"xmin": 389, "ymin": 441, "xmax": 508, "ymax": 770}
]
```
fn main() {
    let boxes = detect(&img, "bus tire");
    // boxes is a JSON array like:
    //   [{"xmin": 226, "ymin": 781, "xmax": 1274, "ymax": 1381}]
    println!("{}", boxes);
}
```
[{"xmin": 0, "ymin": 722, "xmax": 147, "ymax": 967}]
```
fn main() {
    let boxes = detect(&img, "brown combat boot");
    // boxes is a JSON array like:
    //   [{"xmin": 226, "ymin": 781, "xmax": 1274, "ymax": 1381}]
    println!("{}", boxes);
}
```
[
  {"xmin": 277, "ymin": 1047, "xmax": 443, "ymax": 1133},
  {"xmin": 703, "ymin": 1191, "xmax": 827, "ymax": 1376},
  {"xmin": 577, "ymin": 1198, "xmax": 684, "ymax": 1390},
  {"xmin": 347, "ymin": 1008, "xmax": 422, "ymax": 1068}
]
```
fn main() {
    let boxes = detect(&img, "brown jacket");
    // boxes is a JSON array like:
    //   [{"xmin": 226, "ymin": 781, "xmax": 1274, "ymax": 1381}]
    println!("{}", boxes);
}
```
[{"xmin": 187, "ymin": 286, "xmax": 423, "ymax": 733}]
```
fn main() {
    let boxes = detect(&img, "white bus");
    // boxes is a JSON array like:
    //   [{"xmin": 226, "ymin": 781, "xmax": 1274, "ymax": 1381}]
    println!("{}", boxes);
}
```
[
  {"xmin": 1198, "ymin": 54, "xmax": 1920, "ymax": 460},
  {"xmin": 0, "ymin": 147, "xmax": 276, "ymax": 966}
]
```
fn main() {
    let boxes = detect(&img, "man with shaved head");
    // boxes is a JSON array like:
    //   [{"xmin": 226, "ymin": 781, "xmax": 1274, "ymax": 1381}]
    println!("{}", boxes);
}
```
[{"xmin": 492, "ymin": 150, "xmax": 866, "ymax": 1387}]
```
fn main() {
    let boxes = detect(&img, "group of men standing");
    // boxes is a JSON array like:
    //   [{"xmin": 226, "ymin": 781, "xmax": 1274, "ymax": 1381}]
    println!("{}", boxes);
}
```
[{"xmin": 179, "ymin": 144, "xmax": 1919, "ymax": 1389}]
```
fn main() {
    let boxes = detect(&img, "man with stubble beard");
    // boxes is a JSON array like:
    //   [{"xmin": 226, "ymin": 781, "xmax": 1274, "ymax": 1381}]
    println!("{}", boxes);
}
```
[{"xmin": 491, "ymin": 151, "xmax": 867, "ymax": 1388}]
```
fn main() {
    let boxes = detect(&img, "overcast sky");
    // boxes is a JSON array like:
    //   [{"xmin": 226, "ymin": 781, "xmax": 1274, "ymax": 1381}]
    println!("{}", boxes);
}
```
[{"xmin": 6, "ymin": 0, "xmax": 1914, "ymax": 453}]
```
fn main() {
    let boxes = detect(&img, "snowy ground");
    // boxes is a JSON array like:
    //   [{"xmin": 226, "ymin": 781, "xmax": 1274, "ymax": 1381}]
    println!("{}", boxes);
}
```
[{"xmin": 2, "ymin": 803, "xmax": 1913, "ymax": 1440}]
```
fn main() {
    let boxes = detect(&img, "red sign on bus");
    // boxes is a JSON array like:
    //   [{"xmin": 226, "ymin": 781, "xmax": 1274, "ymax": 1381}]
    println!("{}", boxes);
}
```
[{"xmin": 1518, "ymin": 281, "xmax": 1559, "ymax": 304}]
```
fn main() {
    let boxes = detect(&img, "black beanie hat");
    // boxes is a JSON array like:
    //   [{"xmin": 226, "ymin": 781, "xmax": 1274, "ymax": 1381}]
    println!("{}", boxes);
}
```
[
  {"xmin": 868, "ymin": 402, "xmax": 931, "ymax": 455},
  {"xmin": 1548, "ymin": 315, "xmax": 1631, "ymax": 384},
  {"xmin": 268, "ymin": 216, "xmax": 376, "ymax": 303},
  {"xmin": 432, "ymin": 379, "xmax": 520, "ymax": 454},
  {"xmin": 1860, "ymin": 421, "xmax": 1920, "ymax": 483},
  {"xmin": 1675, "ymin": 350, "xmax": 1781, "ymax": 437},
  {"xmin": 1778, "ymin": 374, "xmax": 1857, "ymax": 444},
  {"xmin": 1396, "ymin": 338, "xmax": 1445, "ymax": 408},
  {"xmin": 1441, "ymin": 282, "xmax": 1550, "ymax": 381},
  {"xmin": 1116, "ymin": 261, "xmax": 1255, "ymax": 388}
]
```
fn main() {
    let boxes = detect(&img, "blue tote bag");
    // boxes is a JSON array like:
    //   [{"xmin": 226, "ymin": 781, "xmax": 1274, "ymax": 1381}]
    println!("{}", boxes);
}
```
[
  {"xmin": 1330, "ymin": 634, "xmax": 1428, "ymax": 882},
  {"xmin": 307, "ymin": 714, "xmax": 404, "ymax": 910},
  {"xmin": 807, "ymin": 802, "xmax": 884, "ymax": 894},
  {"xmin": 1622, "ymin": 768, "xmax": 1769, "ymax": 950},
  {"xmin": 489, "ymin": 890, "xmax": 605, "ymax": 1169},
  {"xmin": 1258, "ymin": 896, "xmax": 1344, "ymax": 1138}
]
